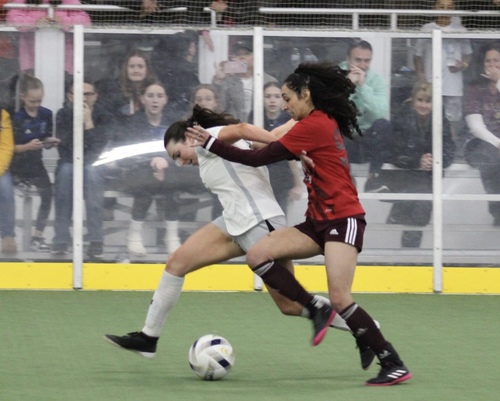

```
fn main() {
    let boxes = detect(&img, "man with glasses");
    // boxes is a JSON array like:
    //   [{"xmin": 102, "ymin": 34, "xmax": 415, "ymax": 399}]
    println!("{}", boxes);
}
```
[{"xmin": 51, "ymin": 80, "xmax": 116, "ymax": 259}]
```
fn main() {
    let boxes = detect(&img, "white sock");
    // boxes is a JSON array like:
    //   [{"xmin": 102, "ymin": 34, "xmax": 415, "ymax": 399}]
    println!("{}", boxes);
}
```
[{"xmin": 142, "ymin": 271, "xmax": 184, "ymax": 338}]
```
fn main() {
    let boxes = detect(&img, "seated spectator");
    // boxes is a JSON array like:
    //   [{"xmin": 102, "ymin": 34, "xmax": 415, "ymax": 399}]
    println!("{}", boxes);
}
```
[
  {"xmin": 0, "ymin": 106, "xmax": 17, "ymax": 254},
  {"xmin": 414, "ymin": 0, "xmax": 472, "ymax": 154},
  {"xmin": 191, "ymin": 83, "xmax": 221, "ymax": 114},
  {"xmin": 463, "ymin": 42, "xmax": 500, "ymax": 226},
  {"xmin": 52, "ymin": 80, "xmax": 114, "ymax": 259},
  {"xmin": 367, "ymin": 82, "xmax": 456, "ymax": 248},
  {"xmin": 248, "ymin": 81, "xmax": 303, "ymax": 215},
  {"xmin": 212, "ymin": 39, "xmax": 277, "ymax": 122},
  {"xmin": 10, "ymin": 74, "xmax": 59, "ymax": 252},
  {"xmin": 339, "ymin": 39, "xmax": 393, "ymax": 182},
  {"xmin": 101, "ymin": 82, "xmax": 206, "ymax": 256},
  {"xmin": 6, "ymin": 0, "xmax": 91, "ymax": 76}
]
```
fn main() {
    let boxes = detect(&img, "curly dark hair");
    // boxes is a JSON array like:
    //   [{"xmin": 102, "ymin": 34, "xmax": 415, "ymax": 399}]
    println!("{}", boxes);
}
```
[
  {"xmin": 164, "ymin": 105, "xmax": 240, "ymax": 148},
  {"xmin": 283, "ymin": 61, "xmax": 362, "ymax": 140}
]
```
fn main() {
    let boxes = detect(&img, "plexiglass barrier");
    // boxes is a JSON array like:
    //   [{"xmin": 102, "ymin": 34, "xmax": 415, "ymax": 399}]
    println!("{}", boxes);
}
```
[{"xmin": 1, "ymin": 25, "xmax": 499, "ymax": 287}]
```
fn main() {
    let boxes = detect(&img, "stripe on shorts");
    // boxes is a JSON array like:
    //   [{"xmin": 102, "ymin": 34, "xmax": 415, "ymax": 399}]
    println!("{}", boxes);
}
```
[{"xmin": 345, "ymin": 217, "xmax": 357, "ymax": 246}]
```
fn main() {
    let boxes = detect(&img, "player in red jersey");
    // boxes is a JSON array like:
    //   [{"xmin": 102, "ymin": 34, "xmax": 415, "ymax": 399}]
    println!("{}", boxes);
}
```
[{"xmin": 187, "ymin": 62, "xmax": 411, "ymax": 387}]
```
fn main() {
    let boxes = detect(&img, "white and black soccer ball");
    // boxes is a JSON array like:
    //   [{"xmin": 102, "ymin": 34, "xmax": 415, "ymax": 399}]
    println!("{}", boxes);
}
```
[{"xmin": 188, "ymin": 334, "xmax": 235, "ymax": 381}]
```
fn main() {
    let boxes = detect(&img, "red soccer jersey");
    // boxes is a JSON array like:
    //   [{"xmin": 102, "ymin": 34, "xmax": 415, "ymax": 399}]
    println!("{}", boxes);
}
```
[{"xmin": 279, "ymin": 110, "xmax": 365, "ymax": 221}]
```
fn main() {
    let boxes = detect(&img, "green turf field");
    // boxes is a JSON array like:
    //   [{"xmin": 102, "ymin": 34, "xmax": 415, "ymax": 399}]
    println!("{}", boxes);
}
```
[{"xmin": 1, "ymin": 291, "xmax": 499, "ymax": 401}]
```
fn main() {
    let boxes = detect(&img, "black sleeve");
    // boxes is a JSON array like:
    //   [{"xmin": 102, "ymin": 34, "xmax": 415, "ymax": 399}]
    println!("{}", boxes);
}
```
[{"xmin": 205, "ymin": 137, "xmax": 295, "ymax": 167}]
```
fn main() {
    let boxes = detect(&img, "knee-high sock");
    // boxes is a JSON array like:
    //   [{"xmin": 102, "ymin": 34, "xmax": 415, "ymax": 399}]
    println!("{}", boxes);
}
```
[
  {"xmin": 142, "ymin": 271, "xmax": 184, "ymax": 338},
  {"xmin": 254, "ymin": 260, "xmax": 313, "ymax": 307},
  {"xmin": 340, "ymin": 303, "xmax": 387, "ymax": 353}
]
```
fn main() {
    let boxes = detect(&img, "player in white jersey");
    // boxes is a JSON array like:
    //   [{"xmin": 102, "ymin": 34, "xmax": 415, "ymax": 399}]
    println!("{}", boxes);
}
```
[{"xmin": 103, "ymin": 106, "xmax": 357, "ymax": 361}]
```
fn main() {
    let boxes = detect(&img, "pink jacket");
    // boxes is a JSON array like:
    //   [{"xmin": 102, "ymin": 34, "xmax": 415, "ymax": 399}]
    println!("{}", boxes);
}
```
[{"xmin": 6, "ymin": 0, "xmax": 91, "ymax": 73}]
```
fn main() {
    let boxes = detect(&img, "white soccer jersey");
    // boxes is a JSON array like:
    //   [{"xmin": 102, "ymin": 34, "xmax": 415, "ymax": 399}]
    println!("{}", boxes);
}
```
[{"xmin": 196, "ymin": 126, "xmax": 284, "ymax": 236}]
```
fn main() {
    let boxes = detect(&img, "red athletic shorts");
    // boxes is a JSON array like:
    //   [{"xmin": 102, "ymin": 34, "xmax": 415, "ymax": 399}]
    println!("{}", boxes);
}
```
[{"xmin": 295, "ymin": 215, "xmax": 366, "ymax": 253}]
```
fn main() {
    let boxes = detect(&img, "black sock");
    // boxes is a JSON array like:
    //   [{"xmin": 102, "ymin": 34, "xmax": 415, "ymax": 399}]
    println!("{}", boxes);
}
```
[
  {"xmin": 340, "ymin": 303, "xmax": 387, "ymax": 354},
  {"xmin": 254, "ymin": 260, "xmax": 313, "ymax": 306}
]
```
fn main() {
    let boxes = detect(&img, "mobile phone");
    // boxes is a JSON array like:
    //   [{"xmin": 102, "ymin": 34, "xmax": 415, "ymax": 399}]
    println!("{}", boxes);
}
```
[{"xmin": 223, "ymin": 60, "xmax": 247, "ymax": 74}]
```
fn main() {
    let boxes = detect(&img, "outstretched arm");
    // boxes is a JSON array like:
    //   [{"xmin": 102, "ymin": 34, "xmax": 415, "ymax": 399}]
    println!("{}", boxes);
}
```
[
  {"xmin": 218, "ymin": 123, "xmax": 276, "ymax": 146},
  {"xmin": 187, "ymin": 126, "xmax": 294, "ymax": 167}
]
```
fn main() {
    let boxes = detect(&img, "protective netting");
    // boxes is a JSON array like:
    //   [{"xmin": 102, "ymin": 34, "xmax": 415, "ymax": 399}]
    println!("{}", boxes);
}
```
[{"xmin": 3, "ymin": 1, "xmax": 499, "ymax": 31}]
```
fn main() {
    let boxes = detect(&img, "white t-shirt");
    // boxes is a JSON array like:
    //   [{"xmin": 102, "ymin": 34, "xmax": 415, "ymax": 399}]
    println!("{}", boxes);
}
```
[
  {"xmin": 415, "ymin": 20, "xmax": 473, "ymax": 97},
  {"xmin": 196, "ymin": 126, "xmax": 284, "ymax": 236}
]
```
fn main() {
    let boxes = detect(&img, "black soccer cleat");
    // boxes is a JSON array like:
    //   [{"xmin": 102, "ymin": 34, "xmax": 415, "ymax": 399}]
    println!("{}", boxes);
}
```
[
  {"xmin": 104, "ymin": 331, "xmax": 158, "ymax": 359},
  {"xmin": 309, "ymin": 303, "xmax": 336, "ymax": 346},
  {"xmin": 356, "ymin": 338, "xmax": 377, "ymax": 370},
  {"xmin": 365, "ymin": 342, "xmax": 412, "ymax": 386},
  {"xmin": 365, "ymin": 361, "xmax": 412, "ymax": 386}
]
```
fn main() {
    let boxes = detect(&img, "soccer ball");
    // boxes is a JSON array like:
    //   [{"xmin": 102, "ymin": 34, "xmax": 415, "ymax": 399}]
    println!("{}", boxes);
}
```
[{"xmin": 188, "ymin": 334, "xmax": 235, "ymax": 381}]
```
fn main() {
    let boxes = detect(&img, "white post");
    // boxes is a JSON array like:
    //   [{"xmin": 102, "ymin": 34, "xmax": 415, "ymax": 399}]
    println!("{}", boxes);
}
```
[
  {"xmin": 253, "ymin": 27, "xmax": 264, "ymax": 291},
  {"xmin": 72, "ymin": 24, "xmax": 84, "ymax": 289},
  {"xmin": 431, "ymin": 29, "xmax": 443, "ymax": 293}
]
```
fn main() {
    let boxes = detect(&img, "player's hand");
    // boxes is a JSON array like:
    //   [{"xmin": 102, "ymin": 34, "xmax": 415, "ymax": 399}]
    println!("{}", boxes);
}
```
[
  {"xmin": 299, "ymin": 150, "xmax": 314, "ymax": 169},
  {"xmin": 186, "ymin": 125, "xmax": 211, "ymax": 146}
]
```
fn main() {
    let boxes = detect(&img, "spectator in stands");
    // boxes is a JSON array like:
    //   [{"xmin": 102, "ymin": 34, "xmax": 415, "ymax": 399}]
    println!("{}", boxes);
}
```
[
  {"xmin": 0, "ymin": 106, "xmax": 17, "ymax": 254},
  {"xmin": 191, "ymin": 83, "xmax": 221, "ymax": 114},
  {"xmin": 151, "ymin": 30, "xmax": 201, "ymax": 118},
  {"xmin": 381, "ymin": 82, "xmax": 455, "ymax": 248},
  {"xmin": 414, "ymin": 0, "xmax": 473, "ymax": 155},
  {"xmin": 52, "ymin": 80, "xmax": 113, "ymax": 258},
  {"xmin": 212, "ymin": 39, "xmax": 277, "ymax": 122},
  {"xmin": 463, "ymin": 42, "xmax": 500, "ymax": 226},
  {"xmin": 102, "ymin": 82, "xmax": 205, "ymax": 256},
  {"xmin": 6, "ymin": 0, "xmax": 91, "ymax": 76},
  {"xmin": 96, "ymin": 48, "xmax": 157, "ymax": 119},
  {"xmin": 248, "ymin": 81, "xmax": 303, "ymax": 215},
  {"xmin": 339, "ymin": 39, "xmax": 393, "ymax": 188},
  {"xmin": 96, "ymin": 48, "xmax": 157, "ymax": 220},
  {"xmin": 10, "ymin": 74, "xmax": 59, "ymax": 252}
]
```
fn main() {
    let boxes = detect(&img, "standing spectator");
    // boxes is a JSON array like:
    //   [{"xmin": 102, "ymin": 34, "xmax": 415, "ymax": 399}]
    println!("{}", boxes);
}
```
[
  {"xmin": 212, "ymin": 39, "xmax": 277, "ymax": 122},
  {"xmin": 382, "ymin": 82, "xmax": 455, "ymax": 248},
  {"xmin": 339, "ymin": 39, "xmax": 393, "ymax": 188},
  {"xmin": 463, "ymin": 42, "xmax": 500, "ymax": 226},
  {"xmin": 151, "ymin": 30, "xmax": 201, "ymax": 117},
  {"xmin": 52, "ymin": 80, "xmax": 113, "ymax": 258},
  {"xmin": 10, "ymin": 74, "xmax": 58, "ymax": 251},
  {"xmin": 0, "ymin": 106, "xmax": 17, "ymax": 254},
  {"xmin": 6, "ymin": 0, "xmax": 91, "ymax": 76},
  {"xmin": 414, "ymin": 0, "xmax": 472, "ymax": 153}
]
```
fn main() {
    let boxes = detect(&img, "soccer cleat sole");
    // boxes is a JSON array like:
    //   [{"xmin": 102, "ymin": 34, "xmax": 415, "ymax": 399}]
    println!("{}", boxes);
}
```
[
  {"xmin": 312, "ymin": 310, "xmax": 337, "ymax": 346},
  {"xmin": 103, "ymin": 335, "xmax": 156, "ymax": 359},
  {"xmin": 365, "ymin": 371, "xmax": 412, "ymax": 386}
]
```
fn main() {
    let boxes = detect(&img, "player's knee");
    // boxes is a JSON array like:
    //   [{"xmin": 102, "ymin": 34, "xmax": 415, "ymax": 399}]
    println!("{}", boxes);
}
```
[{"xmin": 165, "ymin": 252, "xmax": 190, "ymax": 277}]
